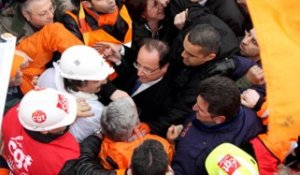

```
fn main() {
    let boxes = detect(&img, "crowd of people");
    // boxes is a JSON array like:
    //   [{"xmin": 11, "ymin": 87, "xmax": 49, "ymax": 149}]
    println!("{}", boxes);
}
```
[{"xmin": 0, "ymin": 0, "xmax": 299, "ymax": 174}]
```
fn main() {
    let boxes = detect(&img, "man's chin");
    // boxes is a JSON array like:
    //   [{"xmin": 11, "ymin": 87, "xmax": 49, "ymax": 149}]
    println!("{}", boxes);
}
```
[
  {"xmin": 139, "ymin": 79, "xmax": 145, "ymax": 83},
  {"xmin": 108, "ymin": 5, "xmax": 116, "ymax": 13},
  {"xmin": 183, "ymin": 60, "xmax": 190, "ymax": 66},
  {"xmin": 94, "ymin": 88, "xmax": 101, "ymax": 93}
]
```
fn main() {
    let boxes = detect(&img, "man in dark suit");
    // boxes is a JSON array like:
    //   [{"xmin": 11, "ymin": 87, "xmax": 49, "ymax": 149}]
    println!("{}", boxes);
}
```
[
  {"xmin": 101, "ymin": 38, "xmax": 176, "ymax": 137},
  {"xmin": 102, "ymin": 24, "xmax": 260, "ymax": 138}
]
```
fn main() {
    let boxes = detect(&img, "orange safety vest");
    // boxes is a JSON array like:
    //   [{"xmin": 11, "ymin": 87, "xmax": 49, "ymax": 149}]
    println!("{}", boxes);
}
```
[
  {"xmin": 66, "ymin": 2, "xmax": 132, "ymax": 80},
  {"xmin": 0, "ymin": 168, "xmax": 9, "ymax": 175},
  {"xmin": 99, "ymin": 123, "xmax": 174, "ymax": 173},
  {"xmin": 66, "ymin": 2, "xmax": 132, "ymax": 46},
  {"xmin": 16, "ymin": 23, "xmax": 83, "ymax": 94}
]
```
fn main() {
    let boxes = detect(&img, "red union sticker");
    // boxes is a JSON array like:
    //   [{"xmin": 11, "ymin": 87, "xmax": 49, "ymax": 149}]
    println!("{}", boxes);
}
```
[
  {"xmin": 57, "ymin": 94, "xmax": 69, "ymax": 114},
  {"xmin": 218, "ymin": 154, "xmax": 240, "ymax": 175},
  {"xmin": 32, "ymin": 110, "xmax": 47, "ymax": 123}
]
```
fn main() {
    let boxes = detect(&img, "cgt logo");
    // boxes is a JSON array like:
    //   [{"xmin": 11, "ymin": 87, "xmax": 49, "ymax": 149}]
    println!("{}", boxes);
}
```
[
  {"xmin": 8, "ymin": 136, "xmax": 32, "ymax": 173},
  {"xmin": 57, "ymin": 94, "xmax": 69, "ymax": 114},
  {"xmin": 32, "ymin": 110, "xmax": 47, "ymax": 123}
]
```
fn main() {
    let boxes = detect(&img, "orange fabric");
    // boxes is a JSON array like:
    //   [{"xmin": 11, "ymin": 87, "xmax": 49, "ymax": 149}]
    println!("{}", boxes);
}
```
[
  {"xmin": 74, "ymin": 2, "xmax": 132, "ymax": 46},
  {"xmin": 118, "ymin": 5, "xmax": 132, "ymax": 46},
  {"xmin": 256, "ymin": 102, "xmax": 269, "ymax": 126},
  {"xmin": 78, "ymin": 3, "xmax": 90, "ymax": 44},
  {"xmin": 67, "ymin": 4, "xmax": 132, "ymax": 80},
  {"xmin": 99, "ymin": 123, "xmax": 174, "ymax": 170},
  {"xmin": 82, "ymin": 2, "xmax": 119, "ymax": 27},
  {"xmin": 0, "ymin": 169, "xmax": 9, "ymax": 175},
  {"xmin": 256, "ymin": 102, "xmax": 268, "ymax": 119},
  {"xmin": 16, "ymin": 22, "xmax": 83, "ymax": 94},
  {"xmin": 116, "ymin": 169, "xmax": 126, "ymax": 175},
  {"xmin": 10, "ymin": 54, "xmax": 24, "ymax": 79},
  {"xmin": 88, "ymin": 6, "xmax": 132, "ymax": 46},
  {"xmin": 247, "ymin": 0, "xmax": 300, "ymax": 162}
]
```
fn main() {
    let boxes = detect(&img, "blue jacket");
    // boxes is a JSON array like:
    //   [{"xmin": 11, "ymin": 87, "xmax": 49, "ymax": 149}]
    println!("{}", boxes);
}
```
[{"xmin": 172, "ymin": 106, "xmax": 264, "ymax": 175}]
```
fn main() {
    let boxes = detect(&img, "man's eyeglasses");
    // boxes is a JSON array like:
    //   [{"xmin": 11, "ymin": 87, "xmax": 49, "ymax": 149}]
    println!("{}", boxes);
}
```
[
  {"xmin": 27, "ymin": 4, "xmax": 56, "ymax": 19},
  {"xmin": 133, "ymin": 62, "xmax": 160, "ymax": 75}
]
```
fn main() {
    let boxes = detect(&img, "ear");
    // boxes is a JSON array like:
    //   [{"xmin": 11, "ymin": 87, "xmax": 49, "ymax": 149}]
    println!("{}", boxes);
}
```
[
  {"xmin": 205, "ymin": 52, "xmax": 216, "ymax": 62},
  {"xmin": 84, "ymin": 1, "xmax": 92, "ymax": 8},
  {"xmin": 213, "ymin": 115, "xmax": 226, "ymax": 124},
  {"xmin": 141, "ymin": 10, "xmax": 147, "ymax": 19},
  {"xmin": 127, "ymin": 168, "xmax": 133, "ymax": 175},
  {"xmin": 161, "ymin": 63, "xmax": 169, "ymax": 73},
  {"xmin": 22, "ymin": 10, "xmax": 31, "ymax": 21},
  {"xmin": 166, "ymin": 165, "xmax": 175, "ymax": 175},
  {"xmin": 133, "ymin": 126, "xmax": 140, "ymax": 134}
]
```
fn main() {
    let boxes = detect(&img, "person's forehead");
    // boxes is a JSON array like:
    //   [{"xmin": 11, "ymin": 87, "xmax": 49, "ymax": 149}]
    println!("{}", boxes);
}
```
[
  {"xmin": 147, "ymin": 0, "xmax": 155, "ymax": 5},
  {"xmin": 197, "ymin": 95, "xmax": 206, "ymax": 104},
  {"xmin": 28, "ymin": 0, "xmax": 52, "ymax": 11},
  {"xmin": 184, "ymin": 36, "xmax": 205, "ymax": 55},
  {"xmin": 139, "ymin": 46, "xmax": 159, "ymax": 59},
  {"xmin": 196, "ymin": 95, "xmax": 209, "ymax": 109}
]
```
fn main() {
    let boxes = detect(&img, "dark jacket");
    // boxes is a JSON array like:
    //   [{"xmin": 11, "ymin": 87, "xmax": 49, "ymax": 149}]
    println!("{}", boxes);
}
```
[
  {"xmin": 0, "ymin": 155, "xmax": 9, "ymax": 174},
  {"xmin": 0, "ymin": 2, "xmax": 36, "ymax": 41},
  {"xmin": 150, "ymin": 8, "xmax": 250, "ymax": 137},
  {"xmin": 162, "ymin": 58, "xmax": 235, "ymax": 129},
  {"xmin": 128, "ymin": 18, "xmax": 177, "ymax": 62},
  {"xmin": 153, "ymin": 54, "xmax": 260, "ymax": 137},
  {"xmin": 111, "ymin": 59, "xmax": 176, "ymax": 137},
  {"xmin": 131, "ymin": 78, "xmax": 175, "ymax": 136},
  {"xmin": 75, "ymin": 135, "xmax": 116, "ymax": 175},
  {"xmin": 170, "ymin": 5, "xmax": 240, "ymax": 66},
  {"xmin": 169, "ymin": 0, "xmax": 245, "ymax": 36},
  {"xmin": 172, "ymin": 107, "xmax": 264, "ymax": 175}
]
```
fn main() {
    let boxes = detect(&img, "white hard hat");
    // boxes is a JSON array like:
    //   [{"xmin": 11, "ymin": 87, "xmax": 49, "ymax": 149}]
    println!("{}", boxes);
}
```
[
  {"xmin": 58, "ymin": 45, "xmax": 114, "ymax": 81},
  {"xmin": 18, "ymin": 88, "xmax": 77, "ymax": 131}
]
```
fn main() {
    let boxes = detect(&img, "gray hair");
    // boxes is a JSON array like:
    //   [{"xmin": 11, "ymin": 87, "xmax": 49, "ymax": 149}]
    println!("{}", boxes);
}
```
[
  {"xmin": 101, "ymin": 97, "xmax": 140, "ymax": 141},
  {"xmin": 20, "ymin": 0, "xmax": 53, "ymax": 11},
  {"xmin": 20, "ymin": 0, "xmax": 34, "ymax": 11},
  {"xmin": 187, "ymin": 24, "xmax": 221, "ymax": 55}
]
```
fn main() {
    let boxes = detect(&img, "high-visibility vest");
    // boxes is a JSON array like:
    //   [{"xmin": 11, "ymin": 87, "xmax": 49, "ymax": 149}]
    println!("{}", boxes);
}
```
[
  {"xmin": 16, "ymin": 23, "xmax": 83, "ymax": 94},
  {"xmin": 66, "ymin": 2, "xmax": 132, "ymax": 80},
  {"xmin": 66, "ymin": 2, "xmax": 132, "ymax": 47},
  {"xmin": 99, "ymin": 123, "xmax": 174, "ymax": 171}
]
